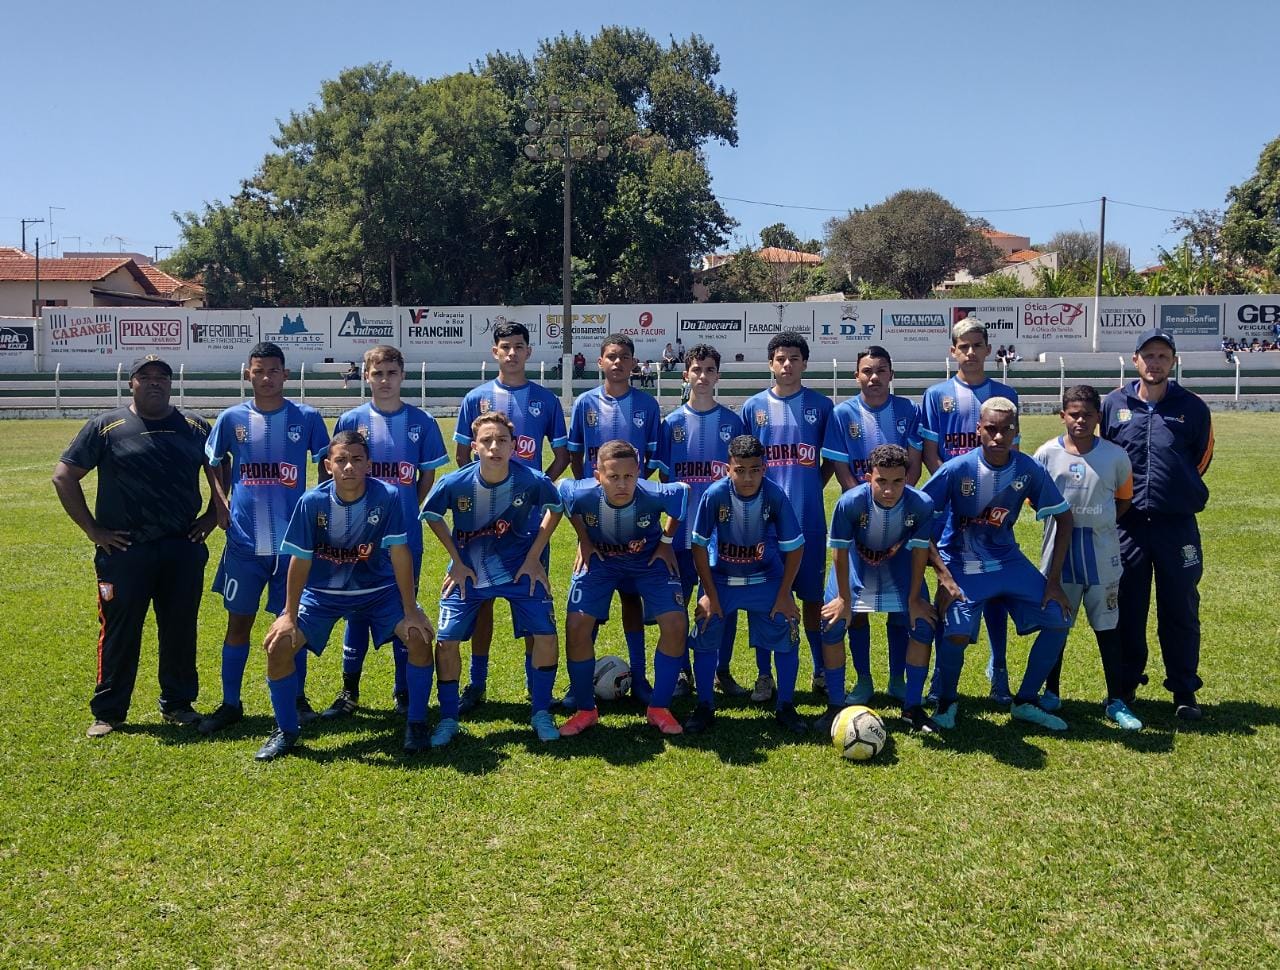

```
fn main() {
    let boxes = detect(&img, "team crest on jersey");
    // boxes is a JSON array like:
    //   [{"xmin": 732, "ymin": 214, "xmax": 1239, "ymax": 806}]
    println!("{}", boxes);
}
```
[
  {"xmin": 896, "ymin": 418, "xmax": 908, "ymax": 435},
  {"xmin": 513, "ymin": 493, "xmax": 526, "ymax": 507},
  {"xmin": 674, "ymin": 588, "xmax": 684, "ymax": 606},
  {"xmin": 942, "ymin": 396, "xmax": 957, "ymax": 413},
  {"xmin": 357, "ymin": 426, "xmax": 369, "ymax": 439},
  {"xmin": 479, "ymin": 398, "xmax": 491, "ymax": 414},
  {"xmin": 1106, "ymin": 589, "xmax": 1119, "ymax": 611},
  {"xmin": 904, "ymin": 514, "xmax": 917, "ymax": 528},
  {"xmin": 457, "ymin": 496, "xmax": 472, "ymax": 512},
  {"xmin": 234, "ymin": 425, "xmax": 247, "ymax": 443},
  {"xmin": 408, "ymin": 425, "xmax": 421, "ymax": 443},
  {"xmin": 584, "ymin": 513, "xmax": 598, "ymax": 527},
  {"xmin": 804, "ymin": 407, "xmax": 819, "ymax": 425},
  {"xmin": 673, "ymin": 424, "xmax": 686, "ymax": 443},
  {"xmin": 317, "ymin": 511, "xmax": 328, "ymax": 529},
  {"xmin": 1068, "ymin": 461, "xmax": 1086, "ymax": 482},
  {"xmin": 287, "ymin": 424, "xmax": 302, "ymax": 443},
  {"xmin": 586, "ymin": 409, "xmax": 598, "ymax": 427},
  {"xmin": 1117, "ymin": 409, "xmax": 1132, "ymax": 423},
  {"xmin": 859, "ymin": 512, "xmax": 869, "ymax": 529},
  {"xmin": 637, "ymin": 515, "xmax": 652, "ymax": 528},
  {"xmin": 848, "ymin": 422, "xmax": 862, "ymax": 439},
  {"xmin": 97, "ymin": 582, "xmax": 114, "ymax": 602},
  {"xmin": 1181, "ymin": 544, "xmax": 1200, "ymax": 566},
  {"xmin": 718, "ymin": 505, "xmax": 731, "ymax": 523},
  {"xmin": 1011, "ymin": 476, "xmax": 1027, "ymax": 492},
  {"xmin": 528, "ymin": 401, "xmax": 542, "ymax": 417},
  {"xmin": 960, "ymin": 478, "xmax": 976, "ymax": 497},
  {"xmin": 719, "ymin": 425, "xmax": 733, "ymax": 442},
  {"xmin": 367, "ymin": 508, "xmax": 381, "ymax": 526},
  {"xmin": 632, "ymin": 413, "xmax": 646, "ymax": 428},
  {"xmin": 755, "ymin": 411, "xmax": 768, "ymax": 427}
]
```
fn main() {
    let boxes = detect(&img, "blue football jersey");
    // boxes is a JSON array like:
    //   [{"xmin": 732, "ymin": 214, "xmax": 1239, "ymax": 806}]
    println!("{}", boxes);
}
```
[
  {"xmin": 740, "ymin": 387, "xmax": 833, "ymax": 536},
  {"xmin": 650, "ymin": 403, "xmax": 746, "ymax": 551},
  {"xmin": 567, "ymin": 386, "xmax": 660, "ymax": 478},
  {"xmin": 334, "ymin": 402, "xmax": 448, "ymax": 554},
  {"xmin": 281, "ymin": 479, "xmax": 407, "ymax": 592},
  {"xmin": 919, "ymin": 377, "xmax": 1019, "ymax": 464},
  {"xmin": 558, "ymin": 478, "xmax": 687, "ymax": 563},
  {"xmin": 690, "ymin": 477, "xmax": 804, "ymax": 585},
  {"xmin": 922, "ymin": 450, "xmax": 1069, "ymax": 575},
  {"xmin": 828, "ymin": 483, "xmax": 933, "ymax": 612},
  {"xmin": 421, "ymin": 462, "xmax": 563, "ymax": 587},
  {"xmin": 455, "ymin": 378, "xmax": 567, "ymax": 470},
  {"xmin": 821, "ymin": 394, "xmax": 922, "ymax": 479},
  {"xmin": 205, "ymin": 400, "xmax": 329, "ymax": 558}
]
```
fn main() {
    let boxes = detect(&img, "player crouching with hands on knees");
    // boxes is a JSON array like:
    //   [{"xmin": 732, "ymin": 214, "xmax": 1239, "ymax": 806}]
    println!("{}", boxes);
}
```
[
  {"xmin": 419, "ymin": 412, "xmax": 566, "ymax": 749},
  {"xmin": 558, "ymin": 440, "xmax": 690, "ymax": 737},
  {"xmin": 689, "ymin": 434, "xmax": 807, "ymax": 735},
  {"xmin": 256, "ymin": 431, "xmax": 434, "ymax": 761},
  {"xmin": 819, "ymin": 444, "xmax": 942, "ymax": 735}
]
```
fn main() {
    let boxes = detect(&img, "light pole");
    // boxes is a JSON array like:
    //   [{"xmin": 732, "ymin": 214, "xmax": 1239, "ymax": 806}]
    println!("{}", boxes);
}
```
[
  {"xmin": 521, "ymin": 94, "xmax": 611, "ymax": 368},
  {"xmin": 20, "ymin": 218, "xmax": 44, "ymax": 253}
]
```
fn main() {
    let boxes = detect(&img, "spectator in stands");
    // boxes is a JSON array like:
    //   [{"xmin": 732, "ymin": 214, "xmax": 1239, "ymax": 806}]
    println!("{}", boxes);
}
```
[
  {"xmin": 1007, "ymin": 345, "xmax": 1023, "ymax": 363},
  {"xmin": 1221, "ymin": 337, "xmax": 1236, "ymax": 364},
  {"xmin": 641, "ymin": 360, "xmax": 655, "ymax": 388},
  {"xmin": 995, "ymin": 345, "xmax": 1009, "ymax": 364},
  {"xmin": 573, "ymin": 352, "xmax": 586, "ymax": 378},
  {"xmin": 662, "ymin": 343, "xmax": 678, "ymax": 372},
  {"xmin": 342, "ymin": 361, "xmax": 359, "ymax": 389},
  {"xmin": 675, "ymin": 338, "xmax": 685, "ymax": 362},
  {"xmin": 1249, "ymin": 338, "xmax": 1261, "ymax": 352}
]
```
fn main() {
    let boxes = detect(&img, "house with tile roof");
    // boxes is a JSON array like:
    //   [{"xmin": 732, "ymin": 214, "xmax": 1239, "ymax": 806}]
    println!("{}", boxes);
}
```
[
  {"xmin": 0, "ymin": 253, "xmax": 204, "ymax": 317},
  {"xmin": 936, "ymin": 229, "xmax": 1059, "ymax": 291}
]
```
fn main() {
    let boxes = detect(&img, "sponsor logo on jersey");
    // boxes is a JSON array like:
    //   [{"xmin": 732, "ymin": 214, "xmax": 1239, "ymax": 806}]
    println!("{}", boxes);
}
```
[
  {"xmin": 517, "ymin": 435, "xmax": 537, "ymax": 459},
  {"xmin": 528, "ymin": 401, "xmax": 542, "ymax": 417},
  {"xmin": 762, "ymin": 442, "xmax": 816, "ymax": 467},
  {"xmin": 457, "ymin": 519, "xmax": 512, "ymax": 545},
  {"xmin": 958, "ymin": 506, "xmax": 1010, "ymax": 528},
  {"xmin": 287, "ymin": 424, "xmax": 302, "ymax": 443},
  {"xmin": 673, "ymin": 424, "xmax": 686, "ymax": 443},
  {"xmin": 628, "ymin": 539, "xmax": 646, "ymax": 554},
  {"xmin": 370, "ymin": 461, "xmax": 415, "ymax": 487},
  {"xmin": 719, "ymin": 541, "xmax": 766, "ymax": 563},
  {"xmin": 315, "ymin": 542, "xmax": 374, "ymax": 565},
  {"xmin": 97, "ymin": 582, "xmax": 114, "ymax": 602},
  {"xmin": 240, "ymin": 461, "xmax": 299, "ymax": 487}
]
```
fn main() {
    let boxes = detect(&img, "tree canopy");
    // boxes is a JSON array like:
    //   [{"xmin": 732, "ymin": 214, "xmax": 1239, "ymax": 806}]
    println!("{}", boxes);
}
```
[{"xmin": 1223, "ymin": 134, "xmax": 1280, "ymax": 276}]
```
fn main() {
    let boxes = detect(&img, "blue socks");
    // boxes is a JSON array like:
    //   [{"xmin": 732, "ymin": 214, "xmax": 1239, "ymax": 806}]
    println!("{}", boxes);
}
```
[
  {"xmin": 984, "ymin": 600, "xmax": 1009, "ymax": 673},
  {"xmin": 293, "ymin": 648, "xmax": 308, "ymax": 695},
  {"xmin": 221, "ymin": 642, "xmax": 250, "ymax": 706},
  {"xmin": 932, "ymin": 639, "xmax": 966, "ymax": 704},
  {"xmin": 525, "ymin": 652, "xmax": 535, "ymax": 696},
  {"xmin": 904, "ymin": 661, "xmax": 928, "ymax": 710},
  {"xmin": 342, "ymin": 617, "xmax": 371, "ymax": 675},
  {"xmin": 847, "ymin": 624, "xmax": 872, "ymax": 681},
  {"xmin": 625, "ymin": 629, "xmax": 647, "ymax": 683},
  {"xmin": 650, "ymin": 651, "xmax": 682, "ymax": 709},
  {"xmin": 267, "ymin": 671, "xmax": 299, "ymax": 734},
  {"xmin": 392, "ymin": 639, "xmax": 408, "ymax": 696},
  {"xmin": 886, "ymin": 621, "xmax": 909, "ymax": 682},
  {"xmin": 805, "ymin": 629, "xmax": 823, "ymax": 680},
  {"xmin": 438, "ymin": 680, "xmax": 460, "ymax": 720},
  {"xmin": 567, "ymin": 658, "xmax": 597, "ymax": 712},
  {"xmin": 470, "ymin": 652, "xmax": 490, "ymax": 692},
  {"xmin": 755, "ymin": 647, "xmax": 771, "ymax": 679},
  {"xmin": 1016, "ymin": 629, "xmax": 1070, "ymax": 703},
  {"xmin": 693, "ymin": 648, "xmax": 717, "ymax": 706},
  {"xmin": 717, "ymin": 611, "xmax": 739, "ymax": 674},
  {"xmin": 407, "ymin": 662, "xmax": 434, "ymax": 723},
  {"xmin": 824, "ymin": 664, "xmax": 846, "ymax": 702},
  {"xmin": 775, "ymin": 650, "xmax": 800, "ymax": 707},
  {"xmin": 531, "ymin": 666, "xmax": 556, "ymax": 714}
]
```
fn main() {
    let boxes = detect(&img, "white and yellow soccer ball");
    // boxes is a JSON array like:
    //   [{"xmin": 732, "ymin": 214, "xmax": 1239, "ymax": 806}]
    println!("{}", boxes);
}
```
[
  {"xmin": 593, "ymin": 655, "xmax": 633, "ymax": 701},
  {"xmin": 831, "ymin": 705, "xmax": 887, "ymax": 761}
]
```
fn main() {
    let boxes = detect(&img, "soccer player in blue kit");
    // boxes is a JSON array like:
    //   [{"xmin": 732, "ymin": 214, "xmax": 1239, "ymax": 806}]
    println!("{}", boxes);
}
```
[
  {"xmin": 922, "ymin": 398, "xmax": 1076, "ymax": 731},
  {"xmin": 199, "ymin": 342, "xmax": 330, "ymax": 735},
  {"xmin": 689, "ymin": 435, "xmax": 806, "ymax": 734},
  {"xmin": 255, "ymin": 431, "xmax": 435, "ymax": 761},
  {"xmin": 819, "ymin": 444, "xmax": 942, "ymax": 734},
  {"xmin": 420, "ymin": 412, "xmax": 566, "ymax": 749},
  {"xmin": 740, "ymin": 332, "xmax": 833, "ymax": 703},
  {"xmin": 323, "ymin": 345, "xmax": 448, "ymax": 719},
  {"xmin": 557, "ymin": 440, "xmax": 690, "ymax": 737},
  {"xmin": 919, "ymin": 317, "xmax": 1020, "ymax": 704},
  {"xmin": 566, "ymin": 334, "xmax": 662, "ymax": 703},
  {"xmin": 651, "ymin": 344, "xmax": 749, "ymax": 700},
  {"xmin": 453, "ymin": 321, "xmax": 569, "ymax": 714},
  {"xmin": 821, "ymin": 345, "xmax": 923, "ymax": 705}
]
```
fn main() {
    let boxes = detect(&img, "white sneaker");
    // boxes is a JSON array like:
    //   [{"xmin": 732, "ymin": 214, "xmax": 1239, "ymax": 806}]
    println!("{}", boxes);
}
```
[{"xmin": 750, "ymin": 674, "xmax": 776, "ymax": 703}]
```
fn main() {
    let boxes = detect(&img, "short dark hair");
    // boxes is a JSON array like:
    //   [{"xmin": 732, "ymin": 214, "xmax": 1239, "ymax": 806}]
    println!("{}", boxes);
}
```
[
  {"xmin": 329, "ymin": 430, "xmax": 368, "ymax": 456},
  {"xmin": 867, "ymin": 444, "xmax": 909, "ymax": 471},
  {"xmin": 248, "ymin": 341, "xmax": 285, "ymax": 366},
  {"xmin": 767, "ymin": 331, "xmax": 809, "ymax": 361},
  {"xmin": 493, "ymin": 321, "xmax": 530, "ymax": 345},
  {"xmin": 1061, "ymin": 384, "xmax": 1102, "ymax": 412},
  {"xmin": 685, "ymin": 344, "xmax": 721, "ymax": 369},
  {"xmin": 727, "ymin": 434, "xmax": 765, "ymax": 461},
  {"xmin": 856, "ymin": 345, "xmax": 892, "ymax": 368},
  {"xmin": 471, "ymin": 412, "xmax": 515, "ymax": 438},
  {"xmin": 600, "ymin": 334, "xmax": 635, "ymax": 356},
  {"xmin": 596, "ymin": 439, "xmax": 640, "ymax": 465},
  {"xmin": 363, "ymin": 345, "xmax": 404, "ymax": 371}
]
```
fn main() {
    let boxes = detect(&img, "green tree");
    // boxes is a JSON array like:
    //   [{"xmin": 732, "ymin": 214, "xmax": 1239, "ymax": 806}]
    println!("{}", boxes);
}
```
[
  {"xmin": 1223, "ymin": 135, "xmax": 1280, "ymax": 274},
  {"xmin": 759, "ymin": 222, "xmax": 821, "ymax": 253},
  {"xmin": 707, "ymin": 247, "xmax": 771, "ymax": 302},
  {"xmin": 1035, "ymin": 230, "xmax": 1130, "ymax": 273},
  {"xmin": 824, "ymin": 190, "xmax": 999, "ymax": 298}
]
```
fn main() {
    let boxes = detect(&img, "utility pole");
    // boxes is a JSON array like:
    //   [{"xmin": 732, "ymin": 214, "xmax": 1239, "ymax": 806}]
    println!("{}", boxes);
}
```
[
  {"xmin": 1091, "ymin": 196, "xmax": 1107, "ymax": 352},
  {"xmin": 48, "ymin": 205, "xmax": 64, "ymax": 255},
  {"xmin": 20, "ymin": 217, "xmax": 44, "ymax": 253},
  {"xmin": 34, "ymin": 239, "xmax": 41, "ymax": 316},
  {"xmin": 153, "ymin": 244, "xmax": 172, "ymax": 264}
]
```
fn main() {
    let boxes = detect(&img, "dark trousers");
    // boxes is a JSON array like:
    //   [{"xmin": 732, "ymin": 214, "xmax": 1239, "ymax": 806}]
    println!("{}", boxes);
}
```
[
  {"xmin": 91, "ymin": 537, "xmax": 209, "ymax": 721},
  {"xmin": 1117, "ymin": 512, "xmax": 1203, "ymax": 698}
]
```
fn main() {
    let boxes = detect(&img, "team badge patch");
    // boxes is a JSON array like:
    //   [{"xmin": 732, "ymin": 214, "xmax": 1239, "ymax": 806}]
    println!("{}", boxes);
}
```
[
  {"xmin": 408, "ymin": 425, "xmax": 421, "ymax": 443},
  {"xmin": 584, "ymin": 513, "xmax": 598, "ymax": 527},
  {"xmin": 97, "ymin": 582, "xmax": 114, "ymax": 602},
  {"xmin": 317, "ymin": 512, "xmax": 328, "ymax": 529},
  {"xmin": 234, "ymin": 425, "xmax": 247, "ymax": 443},
  {"xmin": 904, "ymin": 514, "xmax": 916, "ymax": 528},
  {"xmin": 1068, "ymin": 461, "xmax": 1086, "ymax": 483},
  {"xmin": 674, "ymin": 588, "xmax": 684, "ymax": 606},
  {"xmin": 513, "ymin": 493, "xmax": 526, "ymax": 507},
  {"xmin": 1011, "ymin": 476, "xmax": 1027, "ymax": 491},
  {"xmin": 896, "ymin": 418, "xmax": 908, "ymax": 435},
  {"xmin": 1106, "ymin": 589, "xmax": 1119, "ymax": 611},
  {"xmin": 479, "ymin": 398, "xmax": 491, "ymax": 414},
  {"xmin": 586, "ymin": 409, "xmax": 598, "ymax": 428},
  {"xmin": 960, "ymin": 478, "xmax": 976, "ymax": 497},
  {"xmin": 357, "ymin": 426, "xmax": 369, "ymax": 439},
  {"xmin": 718, "ymin": 505, "xmax": 731, "ymax": 523},
  {"xmin": 1117, "ymin": 409, "xmax": 1132, "ymax": 423},
  {"xmin": 528, "ymin": 401, "xmax": 542, "ymax": 417},
  {"xmin": 1181, "ymin": 544, "xmax": 1200, "ymax": 566},
  {"xmin": 673, "ymin": 424, "xmax": 686, "ymax": 443},
  {"xmin": 942, "ymin": 396, "xmax": 957, "ymax": 413},
  {"xmin": 755, "ymin": 411, "xmax": 768, "ymax": 427},
  {"xmin": 848, "ymin": 422, "xmax": 862, "ymax": 439},
  {"xmin": 859, "ymin": 512, "xmax": 869, "ymax": 529},
  {"xmin": 720, "ymin": 425, "xmax": 733, "ymax": 442},
  {"xmin": 367, "ymin": 508, "xmax": 381, "ymax": 526},
  {"xmin": 287, "ymin": 424, "xmax": 302, "ymax": 443},
  {"xmin": 637, "ymin": 515, "xmax": 652, "ymax": 528},
  {"xmin": 457, "ymin": 496, "xmax": 472, "ymax": 512},
  {"xmin": 633, "ymin": 413, "xmax": 645, "ymax": 428},
  {"xmin": 762, "ymin": 505, "xmax": 771, "ymax": 521},
  {"xmin": 804, "ymin": 407, "xmax": 819, "ymax": 425}
]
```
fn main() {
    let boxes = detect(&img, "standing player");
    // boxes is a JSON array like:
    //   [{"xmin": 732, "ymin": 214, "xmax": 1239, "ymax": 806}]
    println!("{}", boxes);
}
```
[
  {"xmin": 1101, "ymin": 329, "xmax": 1213, "ymax": 720},
  {"xmin": 740, "ymin": 331, "xmax": 834, "ymax": 703},
  {"xmin": 819, "ymin": 445, "xmax": 941, "ymax": 733},
  {"xmin": 199, "ymin": 342, "xmax": 330, "ymax": 735},
  {"xmin": 821, "ymin": 345, "xmax": 923, "ymax": 704},
  {"xmin": 919, "ymin": 317, "xmax": 1020, "ymax": 704},
  {"xmin": 650, "ymin": 344, "xmax": 749, "ymax": 699},
  {"xmin": 922, "ymin": 398, "xmax": 1075, "ymax": 731},
  {"xmin": 689, "ymin": 435, "xmax": 805, "ymax": 733},
  {"xmin": 323, "ymin": 345, "xmax": 448, "ymax": 719},
  {"xmin": 1033, "ymin": 386, "xmax": 1140, "ymax": 730},
  {"xmin": 557, "ymin": 441, "xmax": 689, "ymax": 737},
  {"xmin": 452, "ymin": 321, "xmax": 569, "ymax": 714},
  {"xmin": 566, "ymin": 334, "xmax": 661, "ymax": 703},
  {"xmin": 255, "ymin": 431, "xmax": 435, "ymax": 760},
  {"xmin": 420, "ymin": 412, "xmax": 566, "ymax": 748}
]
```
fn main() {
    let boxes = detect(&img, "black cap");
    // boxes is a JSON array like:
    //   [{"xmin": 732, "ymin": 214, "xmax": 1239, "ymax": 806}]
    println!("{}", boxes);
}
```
[
  {"xmin": 1134, "ymin": 329, "xmax": 1176, "ymax": 354},
  {"xmin": 130, "ymin": 354, "xmax": 173, "ymax": 378}
]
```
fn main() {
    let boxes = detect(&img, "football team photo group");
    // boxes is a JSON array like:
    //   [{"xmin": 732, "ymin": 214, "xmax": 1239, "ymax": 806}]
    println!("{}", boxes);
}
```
[{"xmin": 53, "ymin": 316, "xmax": 1214, "ymax": 763}]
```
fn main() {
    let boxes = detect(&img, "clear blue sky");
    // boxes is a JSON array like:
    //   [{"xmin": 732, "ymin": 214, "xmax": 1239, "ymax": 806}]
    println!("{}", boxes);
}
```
[{"xmin": 3, "ymin": 0, "xmax": 1276, "ymax": 269}]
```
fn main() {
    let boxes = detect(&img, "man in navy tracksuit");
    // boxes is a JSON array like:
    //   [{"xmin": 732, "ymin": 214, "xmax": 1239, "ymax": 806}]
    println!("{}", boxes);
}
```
[{"xmin": 1100, "ymin": 329, "xmax": 1214, "ymax": 721}]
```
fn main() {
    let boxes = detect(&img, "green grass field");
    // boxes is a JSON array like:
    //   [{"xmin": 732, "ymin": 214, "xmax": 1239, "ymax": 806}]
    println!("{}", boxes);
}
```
[{"xmin": 2, "ymin": 414, "xmax": 1278, "ymax": 968}]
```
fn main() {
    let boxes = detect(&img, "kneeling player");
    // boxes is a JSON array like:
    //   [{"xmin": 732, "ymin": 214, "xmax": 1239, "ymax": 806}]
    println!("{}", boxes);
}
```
[
  {"xmin": 690, "ymin": 435, "xmax": 806, "ymax": 734},
  {"xmin": 256, "ymin": 432, "xmax": 435, "ymax": 761},
  {"xmin": 922, "ymin": 398, "xmax": 1075, "ymax": 731},
  {"xmin": 819, "ymin": 444, "xmax": 941, "ymax": 733},
  {"xmin": 558, "ymin": 440, "xmax": 690, "ymax": 736},
  {"xmin": 419, "ymin": 412, "xmax": 566, "ymax": 750}
]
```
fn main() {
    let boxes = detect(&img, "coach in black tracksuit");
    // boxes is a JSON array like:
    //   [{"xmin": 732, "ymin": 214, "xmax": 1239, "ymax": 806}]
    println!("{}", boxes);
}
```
[
  {"xmin": 53, "ymin": 355, "xmax": 225, "ymax": 738},
  {"xmin": 1100, "ymin": 329, "xmax": 1214, "ymax": 721}
]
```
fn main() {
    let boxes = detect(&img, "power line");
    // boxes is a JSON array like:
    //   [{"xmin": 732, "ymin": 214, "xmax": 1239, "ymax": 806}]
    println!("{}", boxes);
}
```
[
  {"xmin": 716, "ymin": 194, "xmax": 1102, "ymax": 216},
  {"xmin": 1108, "ymin": 198, "xmax": 1197, "ymax": 215}
]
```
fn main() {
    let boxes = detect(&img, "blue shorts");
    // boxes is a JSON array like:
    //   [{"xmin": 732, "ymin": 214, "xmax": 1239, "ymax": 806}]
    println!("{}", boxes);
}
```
[
  {"xmin": 297, "ymin": 585, "xmax": 408, "ymax": 656},
  {"xmin": 822, "ymin": 612, "xmax": 935, "ymax": 647},
  {"xmin": 942, "ymin": 557, "xmax": 1071, "ymax": 643},
  {"xmin": 791, "ymin": 535, "xmax": 826, "ymax": 603},
  {"xmin": 212, "ymin": 549, "xmax": 289, "ymax": 616},
  {"xmin": 438, "ymin": 580, "xmax": 557, "ymax": 642},
  {"xmin": 695, "ymin": 578, "xmax": 799, "ymax": 654},
  {"xmin": 568, "ymin": 557, "xmax": 686, "ymax": 624}
]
